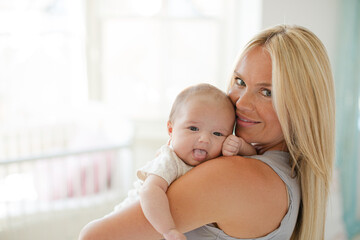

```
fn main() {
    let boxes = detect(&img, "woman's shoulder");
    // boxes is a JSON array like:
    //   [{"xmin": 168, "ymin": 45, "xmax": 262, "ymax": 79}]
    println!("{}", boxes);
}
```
[
  {"xmin": 171, "ymin": 155, "xmax": 289, "ymax": 238},
  {"xmin": 193, "ymin": 155, "xmax": 281, "ymax": 187},
  {"xmin": 199, "ymin": 155, "xmax": 287, "ymax": 201}
]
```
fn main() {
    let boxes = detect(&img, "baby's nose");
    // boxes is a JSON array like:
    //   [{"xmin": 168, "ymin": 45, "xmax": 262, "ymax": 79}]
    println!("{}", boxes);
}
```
[{"xmin": 198, "ymin": 133, "xmax": 210, "ymax": 143}]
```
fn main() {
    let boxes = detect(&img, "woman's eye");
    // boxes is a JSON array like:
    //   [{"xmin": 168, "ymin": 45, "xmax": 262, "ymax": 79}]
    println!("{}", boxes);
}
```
[
  {"xmin": 189, "ymin": 126, "xmax": 199, "ymax": 131},
  {"xmin": 235, "ymin": 77, "xmax": 246, "ymax": 87},
  {"xmin": 261, "ymin": 89, "xmax": 272, "ymax": 97},
  {"xmin": 213, "ymin": 132, "xmax": 223, "ymax": 137}
]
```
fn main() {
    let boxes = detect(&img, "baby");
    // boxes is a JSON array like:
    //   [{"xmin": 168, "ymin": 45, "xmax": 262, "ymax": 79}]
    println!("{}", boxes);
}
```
[{"xmin": 112, "ymin": 83, "xmax": 256, "ymax": 240}]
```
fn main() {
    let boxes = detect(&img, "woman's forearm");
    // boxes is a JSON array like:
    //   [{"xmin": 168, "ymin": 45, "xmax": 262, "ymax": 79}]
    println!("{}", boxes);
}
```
[
  {"xmin": 79, "ymin": 201, "xmax": 162, "ymax": 240},
  {"xmin": 78, "ymin": 157, "xmax": 236, "ymax": 240}
]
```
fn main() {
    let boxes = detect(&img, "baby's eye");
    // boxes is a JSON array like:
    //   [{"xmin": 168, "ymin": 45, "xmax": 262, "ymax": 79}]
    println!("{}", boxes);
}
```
[
  {"xmin": 189, "ymin": 126, "xmax": 199, "ymax": 131},
  {"xmin": 235, "ymin": 77, "xmax": 246, "ymax": 87},
  {"xmin": 261, "ymin": 89, "xmax": 271, "ymax": 97},
  {"xmin": 213, "ymin": 132, "xmax": 223, "ymax": 137}
]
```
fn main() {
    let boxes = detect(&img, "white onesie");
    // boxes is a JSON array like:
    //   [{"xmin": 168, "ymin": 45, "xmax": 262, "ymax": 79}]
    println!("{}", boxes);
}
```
[{"xmin": 113, "ymin": 145, "xmax": 193, "ymax": 211}]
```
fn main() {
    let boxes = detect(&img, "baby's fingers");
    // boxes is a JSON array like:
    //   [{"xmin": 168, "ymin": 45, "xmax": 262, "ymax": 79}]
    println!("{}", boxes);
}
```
[
  {"xmin": 226, "ymin": 135, "xmax": 242, "ymax": 145},
  {"xmin": 222, "ymin": 145, "xmax": 238, "ymax": 156}
]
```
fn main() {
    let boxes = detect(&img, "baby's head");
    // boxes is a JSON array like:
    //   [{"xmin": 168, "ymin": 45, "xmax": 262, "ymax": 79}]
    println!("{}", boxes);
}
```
[{"xmin": 167, "ymin": 83, "xmax": 235, "ymax": 166}]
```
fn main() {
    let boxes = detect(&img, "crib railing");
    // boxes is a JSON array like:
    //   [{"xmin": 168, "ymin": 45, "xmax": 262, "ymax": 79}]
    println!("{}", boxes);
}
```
[{"xmin": 0, "ymin": 143, "xmax": 133, "ymax": 240}]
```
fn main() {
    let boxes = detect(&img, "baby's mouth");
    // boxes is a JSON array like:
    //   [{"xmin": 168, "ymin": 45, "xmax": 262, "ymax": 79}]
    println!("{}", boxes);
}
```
[{"xmin": 193, "ymin": 149, "xmax": 207, "ymax": 162}]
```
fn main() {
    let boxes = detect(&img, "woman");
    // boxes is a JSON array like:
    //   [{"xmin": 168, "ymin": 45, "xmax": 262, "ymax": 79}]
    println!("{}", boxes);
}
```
[{"xmin": 79, "ymin": 24, "xmax": 335, "ymax": 240}]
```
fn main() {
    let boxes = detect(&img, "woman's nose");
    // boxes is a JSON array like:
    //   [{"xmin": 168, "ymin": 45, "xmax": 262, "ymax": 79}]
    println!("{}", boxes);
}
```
[{"xmin": 235, "ymin": 91, "xmax": 254, "ymax": 112}]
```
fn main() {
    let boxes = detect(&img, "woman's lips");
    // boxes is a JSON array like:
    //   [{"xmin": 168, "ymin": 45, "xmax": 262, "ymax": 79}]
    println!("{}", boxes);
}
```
[{"xmin": 236, "ymin": 115, "xmax": 260, "ymax": 127}]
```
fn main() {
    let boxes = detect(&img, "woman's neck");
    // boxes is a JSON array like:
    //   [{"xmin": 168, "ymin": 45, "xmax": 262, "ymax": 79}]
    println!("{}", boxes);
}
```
[{"xmin": 253, "ymin": 141, "xmax": 288, "ymax": 155}]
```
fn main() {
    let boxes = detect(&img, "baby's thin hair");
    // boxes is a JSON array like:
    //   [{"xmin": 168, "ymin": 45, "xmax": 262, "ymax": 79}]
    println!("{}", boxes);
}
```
[{"xmin": 169, "ymin": 83, "xmax": 232, "ymax": 123}]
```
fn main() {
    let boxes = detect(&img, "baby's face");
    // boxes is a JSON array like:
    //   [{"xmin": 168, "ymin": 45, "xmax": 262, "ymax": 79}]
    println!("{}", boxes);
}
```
[{"xmin": 168, "ymin": 95, "xmax": 235, "ymax": 166}]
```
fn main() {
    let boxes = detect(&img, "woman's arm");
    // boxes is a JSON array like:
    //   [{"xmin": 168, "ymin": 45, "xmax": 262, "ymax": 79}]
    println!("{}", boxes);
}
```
[
  {"xmin": 78, "ymin": 162, "xmax": 221, "ymax": 240},
  {"xmin": 78, "ymin": 156, "xmax": 287, "ymax": 240},
  {"xmin": 78, "ymin": 157, "xmax": 228, "ymax": 240},
  {"xmin": 79, "ymin": 200, "xmax": 161, "ymax": 240}
]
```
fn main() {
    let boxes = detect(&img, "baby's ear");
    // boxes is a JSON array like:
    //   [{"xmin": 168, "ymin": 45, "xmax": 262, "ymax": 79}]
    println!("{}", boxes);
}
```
[{"xmin": 167, "ymin": 121, "xmax": 173, "ymax": 137}]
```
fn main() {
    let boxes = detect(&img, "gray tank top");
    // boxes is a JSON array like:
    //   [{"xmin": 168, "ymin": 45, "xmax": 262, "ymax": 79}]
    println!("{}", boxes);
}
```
[{"xmin": 184, "ymin": 151, "xmax": 301, "ymax": 240}]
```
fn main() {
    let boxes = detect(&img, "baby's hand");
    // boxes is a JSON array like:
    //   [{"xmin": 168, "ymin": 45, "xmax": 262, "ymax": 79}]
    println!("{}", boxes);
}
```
[
  {"xmin": 222, "ymin": 135, "xmax": 242, "ymax": 156},
  {"xmin": 163, "ymin": 229, "xmax": 187, "ymax": 240},
  {"xmin": 223, "ymin": 135, "xmax": 256, "ymax": 156}
]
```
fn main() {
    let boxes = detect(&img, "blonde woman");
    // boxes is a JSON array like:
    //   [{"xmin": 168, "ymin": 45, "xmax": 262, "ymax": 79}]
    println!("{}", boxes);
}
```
[{"xmin": 79, "ymin": 25, "xmax": 335, "ymax": 240}]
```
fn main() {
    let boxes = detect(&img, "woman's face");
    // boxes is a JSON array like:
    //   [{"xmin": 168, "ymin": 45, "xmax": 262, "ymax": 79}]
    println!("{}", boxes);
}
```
[{"xmin": 228, "ymin": 46, "xmax": 286, "ymax": 152}]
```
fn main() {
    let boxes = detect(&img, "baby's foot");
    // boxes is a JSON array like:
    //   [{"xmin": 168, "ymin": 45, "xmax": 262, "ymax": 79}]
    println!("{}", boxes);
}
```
[{"xmin": 163, "ymin": 229, "xmax": 186, "ymax": 240}]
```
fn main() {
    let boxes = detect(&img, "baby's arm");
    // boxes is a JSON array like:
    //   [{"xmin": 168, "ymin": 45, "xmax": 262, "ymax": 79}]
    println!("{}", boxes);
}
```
[
  {"xmin": 139, "ymin": 174, "xmax": 186, "ymax": 240},
  {"xmin": 222, "ymin": 134, "xmax": 256, "ymax": 156}
]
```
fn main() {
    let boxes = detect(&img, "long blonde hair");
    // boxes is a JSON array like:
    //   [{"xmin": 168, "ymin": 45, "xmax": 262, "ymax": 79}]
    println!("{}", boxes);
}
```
[{"xmin": 232, "ymin": 25, "xmax": 335, "ymax": 239}]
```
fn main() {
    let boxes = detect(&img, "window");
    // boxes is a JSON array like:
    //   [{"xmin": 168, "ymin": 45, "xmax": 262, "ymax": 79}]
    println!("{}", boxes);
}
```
[
  {"xmin": 86, "ymin": 0, "xmax": 262, "ymax": 120},
  {"xmin": 0, "ymin": 0, "xmax": 87, "ymax": 129},
  {"xmin": 0, "ymin": 1, "xmax": 262, "ymax": 238},
  {"xmin": 0, "ymin": 0, "xmax": 261, "ymax": 214}
]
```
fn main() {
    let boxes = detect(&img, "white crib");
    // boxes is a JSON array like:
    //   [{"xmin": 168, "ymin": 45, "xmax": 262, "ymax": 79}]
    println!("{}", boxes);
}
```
[
  {"xmin": 0, "ymin": 119, "xmax": 349, "ymax": 240},
  {"xmin": 0, "ymin": 123, "xmax": 134, "ymax": 240}
]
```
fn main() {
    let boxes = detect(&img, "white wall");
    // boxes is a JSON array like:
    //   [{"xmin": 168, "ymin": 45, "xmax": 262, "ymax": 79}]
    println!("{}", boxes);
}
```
[{"xmin": 261, "ymin": 0, "xmax": 340, "ymax": 67}]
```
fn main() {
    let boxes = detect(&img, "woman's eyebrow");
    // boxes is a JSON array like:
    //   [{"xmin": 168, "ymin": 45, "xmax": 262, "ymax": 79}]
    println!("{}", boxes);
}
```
[
  {"xmin": 234, "ymin": 71, "xmax": 240, "ymax": 76},
  {"xmin": 233, "ymin": 72, "xmax": 272, "ymax": 87},
  {"xmin": 256, "ymin": 82, "xmax": 272, "ymax": 87},
  {"xmin": 233, "ymin": 71, "xmax": 243, "ymax": 78},
  {"xmin": 233, "ymin": 71, "xmax": 272, "ymax": 86}
]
